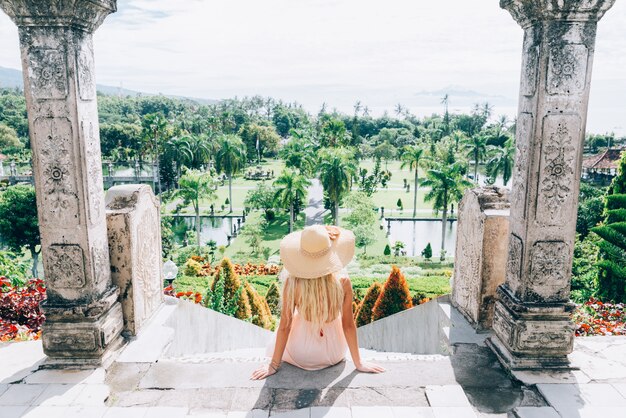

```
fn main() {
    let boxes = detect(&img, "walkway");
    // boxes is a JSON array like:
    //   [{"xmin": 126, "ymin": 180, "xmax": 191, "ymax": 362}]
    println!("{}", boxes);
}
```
[
  {"xmin": 1, "ymin": 297, "xmax": 625, "ymax": 417},
  {"xmin": 305, "ymin": 179, "xmax": 326, "ymax": 226}
]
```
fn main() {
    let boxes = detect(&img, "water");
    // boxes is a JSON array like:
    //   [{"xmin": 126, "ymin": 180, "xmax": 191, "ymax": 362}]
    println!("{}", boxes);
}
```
[
  {"xmin": 387, "ymin": 219, "xmax": 457, "ymax": 257},
  {"xmin": 170, "ymin": 216, "xmax": 236, "ymax": 247}
]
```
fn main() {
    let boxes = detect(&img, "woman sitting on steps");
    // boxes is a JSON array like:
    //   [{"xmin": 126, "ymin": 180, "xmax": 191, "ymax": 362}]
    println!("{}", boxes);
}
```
[{"xmin": 251, "ymin": 224, "xmax": 385, "ymax": 380}]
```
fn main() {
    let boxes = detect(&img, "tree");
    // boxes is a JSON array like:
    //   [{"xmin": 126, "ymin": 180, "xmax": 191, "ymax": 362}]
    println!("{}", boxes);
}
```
[
  {"xmin": 355, "ymin": 281, "xmax": 383, "ymax": 327},
  {"xmin": 141, "ymin": 113, "xmax": 170, "ymax": 195},
  {"xmin": 421, "ymin": 243, "xmax": 433, "ymax": 260},
  {"xmin": 486, "ymin": 138, "xmax": 515, "ymax": 186},
  {"xmin": 383, "ymin": 244, "xmax": 391, "ymax": 256},
  {"xmin": 317, "ymin": 147, "xmax": 357, "ymax": 226},
  {"xmin": 273, "ymin": 169, "xmax": 311, "ymax": 233},
  {"xmin": 280, "ymin": 135, "xmax": 316, "ymax": 176},
  {"xmin": 244, "ymin": 183, "xmax": 276, "ymax": 221},
  {"xmin": 214, "ymin": 134, "xmax": 247, "ymax": 212},
  {"xmin": 461, "ymin": 134, "xmax": 489, "ymax": 183},
  {"xmin": 401, "ymin": 145, "xmax": 426, "ymax": 217},
  {"xmin": 592, "ymin": 151, "xmax": 626, "ymax": 302},
  {"xmin": 239, "ymin": 123, "xmax": 281, "ymax": 162},
  {"xmin": 244, "ymin": 281, "xmax": 272, "ymax": 329},
  {"xmin": 0, "ymin": 123, "xmax": 22, "ymax": 152},
  {"xmin": 422, "ymin": 160, "xmax": 473, "ymax": 260},
  {"xmin": 0, "ymin": 185, "xmax": 40, "ymax": 277},
  {"xmin": 241, "ymin": 218, "xmax": 266, "ymax": 255},
  {"xmin": 372, "ymin": 266, "xmax": 413, "ymax": 321},
  {"xmin": 344, "ymin": 192, "xmax": 377, "ymax": 254},
  {"xmin": 210, "ymin": 258, "xmax": 251, "ymax": 320},
  {"xmin": 393, "ymin": 241, "xmax": 405, "ymax": 256},
  {"xmin": 175, "ymin": 170, "xmax": 217, "ymax": 248},
  {"xmin": 373, "ymin": 141, "xmax": 397, "ymax": 169},
  {"xmin": 265, "ymin": 281, "xmax": 281, "ymax": 316}
]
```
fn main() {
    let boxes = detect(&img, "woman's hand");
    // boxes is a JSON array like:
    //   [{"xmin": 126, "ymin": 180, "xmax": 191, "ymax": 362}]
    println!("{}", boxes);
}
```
[
  {"xmin": 355, "ymin": 361, "xmax": 386, "ymax": 373},
  {"xmin": 250, "ymin": 363, "xmax": 278, "ymax": 380}
]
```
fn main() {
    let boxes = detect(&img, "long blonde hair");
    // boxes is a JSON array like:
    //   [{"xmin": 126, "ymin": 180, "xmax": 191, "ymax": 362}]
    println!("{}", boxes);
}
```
[{"xmin": 282, "ymin": 271, "xmax": 344, "ymax": 331}]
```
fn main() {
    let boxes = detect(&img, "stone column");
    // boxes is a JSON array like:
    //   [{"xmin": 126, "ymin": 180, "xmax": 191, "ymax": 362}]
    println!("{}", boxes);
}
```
[
  {"xmin": 0, "ymin": 0, "xmax": 123, "ymax": 365},
  {"xmin": 452, "ymin": 186, "xmax": 510, "ymax": 331},
  {"xmin": 488, "ymin": 0, "xmax": 616, "ymax": 370}
]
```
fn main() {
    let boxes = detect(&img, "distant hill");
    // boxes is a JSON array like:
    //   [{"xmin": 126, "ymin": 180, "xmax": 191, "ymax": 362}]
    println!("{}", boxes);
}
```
[{"xmin": 0, "ymin": 66, "xmax": 218, "ymax": 105}]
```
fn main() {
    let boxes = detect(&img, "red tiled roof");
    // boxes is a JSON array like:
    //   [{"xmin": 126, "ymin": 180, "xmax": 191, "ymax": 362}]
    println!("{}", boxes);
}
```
[{"xmin": 583, "ymin": 148, "xmax": 625, "ymax": 170}]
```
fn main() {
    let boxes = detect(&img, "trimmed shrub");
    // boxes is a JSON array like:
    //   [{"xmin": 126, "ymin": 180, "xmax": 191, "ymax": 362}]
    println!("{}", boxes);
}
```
[
  {"xmin": 355, "ymin": 281, "xmax": 383, "ymax": 327},
  {"xmin": 383, "ymin": 244, "xmax": 391, "ymax": 256},
  {"xmin": 421, "ymin": 243, "xmax": 433, "ymax": 260},
  {"xmin": 265, "ymin": 281, "xmax": 281, "ymax": 316},
  {"xmin": 372, "ymin": 266, "xmax": 413, "ymax": 321},
  {"xmin": 211, "ymin": 258, "xmax": 251, "ymax": 320},
  {"xmin": 183, "ymin": 258, "xmax": 203, "ymax": 277},
  {"xmin": 245, "ymin": 281, "xmax": 272, "ymax": 329}
]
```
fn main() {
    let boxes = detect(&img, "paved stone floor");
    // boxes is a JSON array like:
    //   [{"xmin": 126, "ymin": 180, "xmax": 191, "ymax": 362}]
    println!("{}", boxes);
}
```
[{"xmin": 1, "ymin": 303, "xmax": 625, "ymax": 418}]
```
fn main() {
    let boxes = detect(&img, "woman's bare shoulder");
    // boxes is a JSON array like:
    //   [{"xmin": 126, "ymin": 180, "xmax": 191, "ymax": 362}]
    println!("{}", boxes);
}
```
[{"xmin": 338, "ymin": 275, "xmax": 352, "ymax": 291}]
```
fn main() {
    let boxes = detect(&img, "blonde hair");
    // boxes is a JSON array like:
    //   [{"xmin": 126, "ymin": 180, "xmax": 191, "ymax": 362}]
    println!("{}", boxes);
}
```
[{"xmin": 282, "ymin": 272, "xmax": 344, "ymax": 331}]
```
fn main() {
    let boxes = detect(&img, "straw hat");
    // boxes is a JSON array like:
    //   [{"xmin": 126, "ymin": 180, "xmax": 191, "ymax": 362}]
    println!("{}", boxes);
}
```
[{"xmin": 280, "ymin": 225, "xmax": 355, "ymax": 279}]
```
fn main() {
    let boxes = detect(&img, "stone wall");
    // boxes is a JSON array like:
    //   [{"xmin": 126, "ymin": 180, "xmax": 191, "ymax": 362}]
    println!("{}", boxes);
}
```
[
  {"xmin": 452, "ymin": 186, "xmax": 510, "ymax": 330},
  {"xmin": 106, "ymin": 185, "xmax": 163, "ymax": 336}
]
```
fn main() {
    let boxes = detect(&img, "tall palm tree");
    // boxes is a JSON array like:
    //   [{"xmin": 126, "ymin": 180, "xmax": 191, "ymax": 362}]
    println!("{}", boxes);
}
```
[
  {"xmin": 142, "ymin": 113, "xmax": 169, "ymax": 195},
  {"xmin": 461, "ymin": 134, "xmax": 489, "ymax": 183},
  {"xmin": 400, "ymin": 145, "xmax": 426, "ymax": 217},
  {"xmin": 214, "ymin": 134, "xmax": 247, "ymax": 212},
  {"xmin": 280, "ymin": 137, "xmax": 316, "ymax": 176},
  {"xmin": 273, "ymin": 169, "xmax": 311, "ymax": 233},
  {"xmin": 178, "ymin": 134, "xmax": 212, "ymax": 170},
  {"xmin": 176, "ymin": 169, "xmax": 217, "ymax": 248},
  {"xmin": 486, "ymin": 138, "xmax": 516, "ymax": 186},
  {"xmin": 422, "ymin": 160, "xmax": 473, "ymax": 260},
  {"xmin": 317, "ymin": 148, "xmax": 357, "ymax": 226}
]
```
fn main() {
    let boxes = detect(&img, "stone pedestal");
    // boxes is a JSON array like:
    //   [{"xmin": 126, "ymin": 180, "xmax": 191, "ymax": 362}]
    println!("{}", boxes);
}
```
[
  {"xmin": 106, "ymin": 185, "xmax": 163, "ymax": 336},
  {"xmin": 0, "ymin": 0, "xmax": 123, "ymax": 366},
  {"xmin": 488, "ymin": 0, "xmax": 616, "ymax": 370},
  {"xmin": 452, "ymin": 186, "xmax": 510, "ymax": 331}
]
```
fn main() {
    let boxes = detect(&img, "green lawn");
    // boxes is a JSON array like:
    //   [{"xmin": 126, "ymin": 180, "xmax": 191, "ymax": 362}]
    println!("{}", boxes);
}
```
[{"xmin": 223, "ymin": 210, "xmax": 305, "ymax": 264}]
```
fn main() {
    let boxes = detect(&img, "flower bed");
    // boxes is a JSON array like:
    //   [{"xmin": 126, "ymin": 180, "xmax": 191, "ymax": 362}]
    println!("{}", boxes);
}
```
[
  {"xmin": 186, "ymin": 257, "xmax": 280, "ymax": 277},
  {"xmin": 0, "ymin": 277, "xmax": 46, "ymax": 342},
  {"xmin": 574, "ymin": 298, "xmax": 626, "ymax": 337}
]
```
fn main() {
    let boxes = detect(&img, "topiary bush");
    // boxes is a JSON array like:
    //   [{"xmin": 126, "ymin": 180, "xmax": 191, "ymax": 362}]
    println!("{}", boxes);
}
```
[
  {"xmin": 372, "ymin": 266, "xmax": 413, "ymax": 321},
  {"xmin": 183, "ymin": 258, "xmax": 203, "ymax": 277},
  {"xmin": 265, "ymin": 280, "xmax": 281, "ymax": 316},
  {"xmin": 355, "ymin": 281, "xmax": 383, "ymax": 327},
  {"xmin": 211, "ymin": 258, "xmax": 251, "ymax": 320},
  {"xmin": 383, "ymin": 244, "xmax": 391, "ymax": 256},
  {"xmin": 421, "ymin": 243, "xmax": 433, "ymax": 260},
  {"xmin": 245, "ymin": 281, "xmax": 272, "ymax": 329}
]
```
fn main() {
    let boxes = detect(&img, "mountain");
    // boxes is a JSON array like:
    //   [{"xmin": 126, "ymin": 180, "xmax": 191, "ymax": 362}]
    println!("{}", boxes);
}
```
[{"xmin": 0, "ymin": 66, "xmax": 217, "ymax": 105}]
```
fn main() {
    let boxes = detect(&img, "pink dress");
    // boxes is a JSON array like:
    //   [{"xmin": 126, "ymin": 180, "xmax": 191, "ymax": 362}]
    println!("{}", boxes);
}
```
[{"xmin": 269, "ymin": 309, "xmax": 348, "ymax": 371}]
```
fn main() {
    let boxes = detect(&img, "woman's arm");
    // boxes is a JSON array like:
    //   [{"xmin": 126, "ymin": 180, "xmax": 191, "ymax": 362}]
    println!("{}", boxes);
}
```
[
  {"xmin": 340, "ymin": 277, "xmax": 385, "ymax": 374},
  {"xmin": 251, "ymin": 280, "xmax": 293, "ymax": 380}
]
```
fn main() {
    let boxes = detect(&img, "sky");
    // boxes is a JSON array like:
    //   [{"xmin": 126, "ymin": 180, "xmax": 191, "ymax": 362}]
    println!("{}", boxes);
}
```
[{"xmin": 1, "ymin": 0, "xmax": 626, "ymax": 134}]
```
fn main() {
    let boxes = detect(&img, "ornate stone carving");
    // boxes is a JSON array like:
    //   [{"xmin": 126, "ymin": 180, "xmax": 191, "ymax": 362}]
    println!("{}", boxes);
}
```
[
  {"xmin": 547, "ymin": 44, "xmax": 588, "ymax": 95},
  {"xmin": 521, "ymin": 33, "xmax": 538, "ymax": 97},
  {"xmin": 35, "ymin": 117, "xmax": 80, "ymax": 225},
  {"xmin": 45, "ymin": 330, "xmax": 97, "ymax": 353},
  {"xmin": 135, "ymin": 208, "xmax": 162, "ymax": 319},
  {"xmin": 91, "ymin": 242, "xmax": 109, "ymax": 286},
  {"xmin": 82, "ymin": 120, "xmax": 104, "ymax": 225},
  {"xmin": 45, "ymin": 244, "xmax": 86, "ymax": 289},
  {"xmin": 500, "ymin": 0, "xmax": 616, "ymax": 28},
  {"xmin": 27, "ymin": 48, "xmax": 68, "ymax": 99},
  {"xmin": 511, "ymin": 113, "xmax": 533, "ymax": 218},
  {"xmin": 506, "ymin": 234, "xmax": 523, "ymax": 293},
  {"xmin": 517, "ymin": 323, "xmax": 574, "ymax": 351},
  {"xmin": 76, "ymin": 39, "xmax": 95, "ymax": 100},
  {"xmin": 537, "ymin": 116, "xmax": 579, "ymax": 225},
  {"xmin": 528, "ymin": 241, "xmax": 569, "ymax": 301}
]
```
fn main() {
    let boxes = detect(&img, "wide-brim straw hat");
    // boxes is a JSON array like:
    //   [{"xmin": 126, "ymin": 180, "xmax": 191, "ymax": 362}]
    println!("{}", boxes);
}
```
[{"xmin": 280, "ymin": 225, "xmax": 355, "ymax": 279}]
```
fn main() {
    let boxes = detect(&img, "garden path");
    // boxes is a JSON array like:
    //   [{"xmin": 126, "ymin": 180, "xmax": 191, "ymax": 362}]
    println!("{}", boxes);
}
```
[
  {"xmin": 305, "ymin": 179, "xmax": 326, "ymax": 226},
  {"xmin": 2, "ymin": 297, "xmax": 626, "ymax": 417}
]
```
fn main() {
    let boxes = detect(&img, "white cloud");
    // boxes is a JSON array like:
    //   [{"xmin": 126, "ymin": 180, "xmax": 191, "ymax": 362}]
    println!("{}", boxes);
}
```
[{"xmin": 1, "ymin": 0, "xmax": 625, "ymax": 133}]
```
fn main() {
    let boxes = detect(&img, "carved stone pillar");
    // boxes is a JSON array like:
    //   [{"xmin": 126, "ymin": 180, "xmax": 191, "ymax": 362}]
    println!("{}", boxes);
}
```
[
  {"xmin": 0, "ymin": 1, "xmax": 123, "ymax": 365},
  {"xmin": 488, "ymin": 0, "xmax": 616, "ymax": 370},
  {"xmin": 452, "ymin": 186, "xmax": 510, "ymax": 331}
]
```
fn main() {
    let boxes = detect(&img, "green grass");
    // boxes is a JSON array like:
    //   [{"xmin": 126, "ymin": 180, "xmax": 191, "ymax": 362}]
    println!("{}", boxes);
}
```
[{"xmin": 223, "ymin": 210, "xmax": 305, "ymax": 264}]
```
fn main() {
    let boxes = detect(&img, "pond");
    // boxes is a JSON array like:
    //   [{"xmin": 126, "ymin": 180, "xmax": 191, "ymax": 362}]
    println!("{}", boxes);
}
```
[
  {"xmin": 387, "ymin": 219, "xmax": 457, "ymax": 257},
  {"xmin": 169, "ymin": 216, "xmax": 238, "ymax": 247}
]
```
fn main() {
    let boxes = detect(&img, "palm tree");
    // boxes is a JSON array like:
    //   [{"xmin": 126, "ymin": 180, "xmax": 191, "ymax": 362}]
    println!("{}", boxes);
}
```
[
  {"xmin": 400, "ymin": 145, "xmax": 426, "ymax": 217},
  {"xmin": 177, "ymin": 134, "xmax": 212, "ymax": 170},
  {"xmin": 273, "ymin": 169, "xmax": 311, "ymax": 233},
  {"xmin": 461, "ymin": 134, "xmax": 489, "ymax": 183},
  {"xmin": 280, "ymin": 137, "xmax": 316, "ymax": 176},
  {"xmin": 486, "ymin": 138, "xmax": 516, "ymax": 186},
  {"xmin": 176, "ymin": 169, "xmax": 217, "ymax": 248},
  {"xmin": 317, "ymin": 148, "xmax": 357, "ymax": 226},
  {"xmin": 142, "ymin": 113, "xmax": 169, "ymax": 195},
  {"xmin": 214, "ymin": 134, "xmax": 247, "ymax": 212},
  {"xmin": 422, "ymin": 160, "xmax": 473, "ymax": 260}
]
